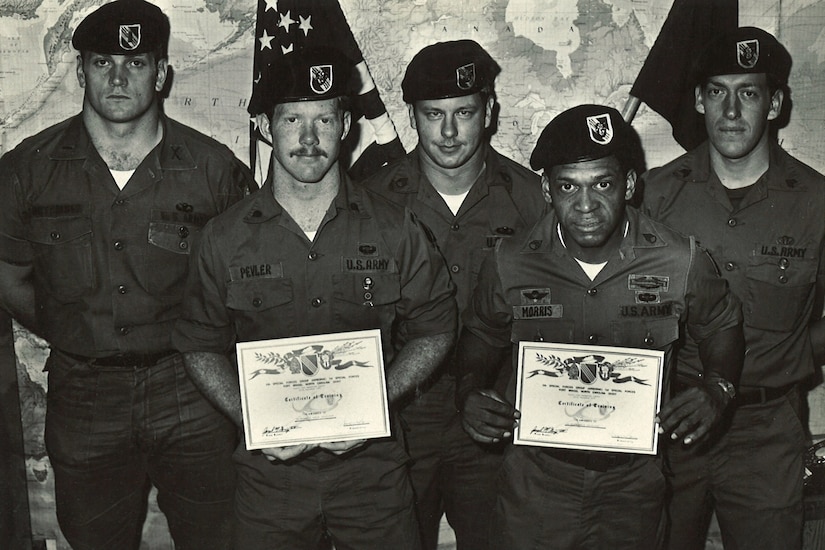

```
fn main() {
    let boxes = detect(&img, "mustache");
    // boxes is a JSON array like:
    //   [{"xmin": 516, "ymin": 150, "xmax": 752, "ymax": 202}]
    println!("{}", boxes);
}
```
[{"xmin": 290, "ymin": 148, "xmax": 328, "ymax": 158}]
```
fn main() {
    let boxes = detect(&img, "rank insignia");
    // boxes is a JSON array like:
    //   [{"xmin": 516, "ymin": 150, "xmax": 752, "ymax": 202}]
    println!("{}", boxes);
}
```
[
  {"xmin": 586, "ymin": 114, "xmax": 613, "ymax": 145},
  {"xmin": 737, "ymin": 39, "xmax": 759, "ymax": 69},
  {"xmin": 309, "ymin": 64, "xmax": 333, "ymax": 95},
  {"xmin": 119, "ymin": 24, "xmax": 141, "ymax": 51},
  {"xmin": 628, "ymin": 274, "xmax": 669, "ymax": 292}
]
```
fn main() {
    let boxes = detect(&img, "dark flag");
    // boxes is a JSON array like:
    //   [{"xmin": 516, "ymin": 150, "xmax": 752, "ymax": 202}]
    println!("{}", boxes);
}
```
[
  {"xmin": 628, "ymin": 0, "xmax": 738, "ymax": 150},
  {"xmin": 249, "ymin": 0, "xmax": 405, "ymax": 181}
]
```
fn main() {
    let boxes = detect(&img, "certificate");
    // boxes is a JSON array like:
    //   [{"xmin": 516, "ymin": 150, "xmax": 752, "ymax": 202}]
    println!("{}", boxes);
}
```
[
  {"xmin": 236, "ymin": 329, "xmax": 391, "ymax": 450},
  {"xmin": 514, "ymin": 342, "xmax": 664, "ymax": 455}
]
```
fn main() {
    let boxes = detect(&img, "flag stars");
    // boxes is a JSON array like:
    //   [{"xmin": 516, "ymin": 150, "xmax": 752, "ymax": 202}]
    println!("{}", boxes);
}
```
[
  {"xmin": 263, "ymin": 0, "xmax": 278, "ymax": 12},
  {"xmin": 278, "ymin": 10, "xmax": 297, "ymax": 32},
  {"xmin": 258, "ymin": 29, "xmax": 275, "ymax": 51},
  {"xmin": 281, "ymin": 43, "xmax": 294, "ymax": 55},
  {"xmin": 298, "ymin": 15, "xmax": 313, "ymax": 37}
]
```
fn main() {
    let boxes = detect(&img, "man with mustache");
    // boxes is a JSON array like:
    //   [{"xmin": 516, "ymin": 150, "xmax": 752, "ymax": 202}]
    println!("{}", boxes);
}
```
[
  {"xmin": 642, "ymin": 27, "xmax": 825, "ymax": 549},
  {"xmin": 0, "ymin": 1, "xmax": 254, "ymax": 548},
  {"xmin": 457, "ymin": 105, "xmax": 744, "ymax": 549},
  {"xmin": 172, "ymin": 47, "xmax": 456, "ymax": 549},
  {"xmin": 360, "ymin": 40, "xmax": 545, "ymax": 550}
]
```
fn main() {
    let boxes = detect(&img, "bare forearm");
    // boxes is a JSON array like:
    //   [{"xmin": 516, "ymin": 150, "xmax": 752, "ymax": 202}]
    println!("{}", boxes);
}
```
[
  {"xmin": 810, "ymin": 318, "xmax": 825, "ymax": 366},
  {"xmin": 386, "ymin": 332, "xmax": 453, "ymax": 403},
  {"xmin": 181, "ymin": 350, "xmax": 243, "ymax": 426}
]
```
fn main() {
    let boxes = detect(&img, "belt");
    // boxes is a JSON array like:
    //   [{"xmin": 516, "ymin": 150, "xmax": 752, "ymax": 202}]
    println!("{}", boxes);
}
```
[
  {"xmin": 736, "ymin": 383, "xmax": 797, "ymax": 407},
  {"xmin": 545, "ymin": 448, "xmax": 633, "ymax": 472},
  {"xmin": 674, "ymin": 378, "xmax": 796, "ymax": 407},
  {"xmin": 59, "ymin": 349, "xmax": 178, "ymax": 368}
]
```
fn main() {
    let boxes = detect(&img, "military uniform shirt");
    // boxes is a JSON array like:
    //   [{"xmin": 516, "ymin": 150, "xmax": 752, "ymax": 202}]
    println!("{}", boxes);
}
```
[
  {"xmin": 172, "ymin": 174, "xmax": 456, "ymax": 362},
  {"xmin": 360, "ymin": 145, "xmax": 545, "ymax": 318},
  {"xmin": 0, "ymin": 115, "xmax": 251, "ymax": 356},
  {"xmin": 643, "ymin": 141, "xmax": 825, "ymax": 387},
  {"xmin": 463, "ymin": 207, "xmax": 742, "ymax": 388}
]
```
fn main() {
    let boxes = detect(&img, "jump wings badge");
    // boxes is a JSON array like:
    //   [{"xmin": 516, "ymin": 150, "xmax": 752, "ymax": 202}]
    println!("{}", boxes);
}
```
[
  {"xmin": 310, "ymin": 64, "xmax": 333, "ymax": 95},
  {"xmin": 119, "ymin": 24, "xmax": 141, "ymax": 51},
  {"xmin": 737, "ymin": 39, "xmax": 759, "ymax": 69},
  {"xmin": 456, "ymin": 62, "xmax": 476, "ymax": 90},
  {"xmin": 586, "ymin": 114, "xmax": 613, "ymax": 145}
]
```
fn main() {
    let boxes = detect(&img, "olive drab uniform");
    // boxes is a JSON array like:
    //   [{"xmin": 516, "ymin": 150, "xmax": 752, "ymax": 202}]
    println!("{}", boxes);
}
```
[
  {"xmin": 360, "ymin": 144, "xmax": 545, "ymax": 550},
  {"xmin": 0, "ymin": 113, "xmax": 252, "ymax": 549},
  {"xmin": 173, "ymin": 174, "xmax": 457, "ymax": 550},
  {"xmin": 463, "ymin": 207, "xmax": 742, "ymax": 549},
  {"xmin": 643, "ymin": 140, "xmax": 825, "ymax": 549}
]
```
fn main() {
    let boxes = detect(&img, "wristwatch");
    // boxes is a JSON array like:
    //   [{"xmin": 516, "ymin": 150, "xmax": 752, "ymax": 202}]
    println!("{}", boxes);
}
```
[{"xmin": 715, "ymin": 378, "xmax": 736, "ymax": 401}]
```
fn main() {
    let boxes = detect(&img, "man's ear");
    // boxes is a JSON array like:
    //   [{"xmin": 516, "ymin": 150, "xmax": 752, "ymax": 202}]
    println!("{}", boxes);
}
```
[
  {"xmin": 484, "ymin": 95, "xmax": 494, "ymax": 129},
  {"xmin": 407, "ymin": 103, "xmax": 417, "ymax": 130},
  {"xmin": 625, "ymin": 170, "xmax": 637, "ymax": 201},
  {"xmin": 767, "ymin": 88, "xmax": 784, "ymax": 122},
  {"xmin": 341, "ymin": 110, "xmax": 352, "ymax": 141},
  {"xmin": 541, "ymin": 173, "xmax": 553, "ymax": 205},
  {"xmin": 154, "ymin": 58, "xmax": 169, "ymax": 93},
  {"xmin": 256, "ymin": 113, "xmax": 272, "ymax": 142},
  {"xmin": 76, "ymin": 55, "xmax": 86, "ymax": 88},
  {"xmin": 694, "ymin": 84, "xmax": 705, "ymax": 115}
]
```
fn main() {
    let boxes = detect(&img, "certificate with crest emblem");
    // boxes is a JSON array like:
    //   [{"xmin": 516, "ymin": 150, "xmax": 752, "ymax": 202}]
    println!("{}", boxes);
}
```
[
  {"xmin": 514, "ymin": 342, "xmax": 665, "ymax": 454},
  {"xmin": 236, "ymin": 329, "xmax": 391, "ymax": 450}
]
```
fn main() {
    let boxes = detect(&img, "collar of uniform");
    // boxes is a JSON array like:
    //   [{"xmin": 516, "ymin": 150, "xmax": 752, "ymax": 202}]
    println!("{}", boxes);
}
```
[
  {"xmin": 243, "ymin": 170, "xmax": 365, "ymax": 223},
  {"xmin": 764, "ymin": 140, "xmax": 809, "ymax": 192},
  {"xmin": 618, "ymin": 208, "xmax": 668, "ymax": 261},
  {"xmin": 50, "ymin": 115, "xmax": 92, "ymax": 161},
  {"xmin": 48, "ymin": 114, "xmax": 197, "ymax": 173},
  {"xmin": 405, "ymin": 143, "xmax": 508, "ymax": 194},
  {"xmin": 155, "ymin": 116, "xmax": 197, "ymax": 171},
  {"xmin": 523, "ymin": 208, "xmax": 666, "ymax": 262}
]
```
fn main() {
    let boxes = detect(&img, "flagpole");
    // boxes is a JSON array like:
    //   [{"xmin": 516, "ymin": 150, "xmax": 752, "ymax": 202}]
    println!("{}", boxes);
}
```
[{"xmin": 622, "ymin": 95, "xmax": 641, "ymax": 123}]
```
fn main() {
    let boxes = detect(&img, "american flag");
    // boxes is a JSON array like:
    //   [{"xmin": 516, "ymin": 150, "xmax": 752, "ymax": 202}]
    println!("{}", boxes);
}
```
[{"xmin": 249, "ymin": 0, "xmax": 405, "ymax": 181}]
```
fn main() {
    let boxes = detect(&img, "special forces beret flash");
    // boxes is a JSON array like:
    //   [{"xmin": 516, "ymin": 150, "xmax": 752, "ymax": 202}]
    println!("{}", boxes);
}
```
[
  {"xmin": 530, "ymin": 105, "xmax": 633, "ymax": 172},
  {"xmin": 72, "ymin": 0, "xmax": 170, "ymax": 58},
  {"xmin": 402, "ymin": 40, "xmax": 501, "ymax": 102},
  {"xmin": 248, "ymin": 47, "xmax": 353, "ymax": 116},
  {"xmin": 693, "ymin": 27, "xmax": 792, "ymax": 86}
]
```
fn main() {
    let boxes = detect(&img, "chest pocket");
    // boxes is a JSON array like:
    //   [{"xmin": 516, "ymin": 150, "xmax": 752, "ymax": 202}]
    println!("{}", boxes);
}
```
[
  {"xmin": 611, "ymin": 316, "xmax": 680, "ymax": 349},
  {"xmin": 511, "ymin": 319, "xmax": 575, "ymax": 345},
  {"xmin": 146, "ymin": 214, "xmax": 205, "ymax": 295},
  {"xmin": 226, "ymin": 278, "xmax": 295, "ymax": 336},
  {"xmin": 28, "ymin": 216, "xmax": 95, "ymax": 301},
  {"xmin": 331, "ymin": 272, "xmax": 401, "ymax": 332},
  {"xmin": 746, "ymin": 255, "xmax": 817, "ymax": 332}
]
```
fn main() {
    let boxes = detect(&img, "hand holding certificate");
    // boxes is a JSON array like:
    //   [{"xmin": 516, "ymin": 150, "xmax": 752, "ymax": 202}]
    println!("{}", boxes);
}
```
[
  {"xmin": 236, "ymin": 329, "xmax": 391, "ymax": 450},
  {"xmin": 514, "ymin": 342, "xmax": 665, "ymax": 455}
]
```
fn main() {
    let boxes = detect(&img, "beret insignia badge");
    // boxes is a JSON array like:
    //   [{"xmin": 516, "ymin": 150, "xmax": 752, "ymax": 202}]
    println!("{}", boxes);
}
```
[
  {"xmin": 586, "ymin": 114, "xmax": 613, "ymax": 145},
  {"xmin": 736, "ymin": 39, "xmax": 759, "ymax": 69},
  {"xmin": 119, "ymin": 24, "xmax": 141, "ymax": 51},
  {"xmin": 456, "ymin": 62, "xmax": 476, "ymax": 90},
  {"xmin": 309, "ymin": 64, "xmax": 333, "ymax": 95}
]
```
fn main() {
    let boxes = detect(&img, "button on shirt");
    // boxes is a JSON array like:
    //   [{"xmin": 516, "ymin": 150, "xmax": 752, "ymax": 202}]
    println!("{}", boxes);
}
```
[
  {"xmin": 172, "ymin": 175, "xmax": 456, "ymax": 365},
  {"xmin": 359, "ymin": 145, "xmax": 545, "ymax": 319},
  {"xmin": 0, "ymin": 115, "xmax": 252, "ymax": 355},
  {"xmin": 642, "ymin": 141, "xmax": 825, "ymax": 387},
  {"xmin": 463, "ymin": 208, "xmax": 742, "ymax": 394}
]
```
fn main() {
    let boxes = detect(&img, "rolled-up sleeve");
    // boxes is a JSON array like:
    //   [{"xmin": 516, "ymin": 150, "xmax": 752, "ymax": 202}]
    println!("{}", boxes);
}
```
[{"xmin": 172, "ymin": 221, "xmax": 236, "ymax": 354}]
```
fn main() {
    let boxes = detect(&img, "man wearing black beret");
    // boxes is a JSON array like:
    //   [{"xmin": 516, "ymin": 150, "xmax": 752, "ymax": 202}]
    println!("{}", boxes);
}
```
[
  {"xmin": 642, "ymin": 27, "xmax": 825, "ymax": 549},
  {"xmin": 359, "ymin": 39, "xmax": 546, "ymax": 550},
  {"xmin": 173, "ymin": 46, "xmax": 457, "ymax": 549},
  {"xmin": 0, "ymin": 1, "xmax": 254, "ymax": 548},
  {"xmin": 456, "ymin": 104, "xmax": 745, "ymax": 548}
]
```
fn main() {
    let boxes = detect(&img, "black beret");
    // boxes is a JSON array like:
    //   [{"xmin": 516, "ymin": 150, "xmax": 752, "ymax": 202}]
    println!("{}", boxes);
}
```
[
  {"xmin": 693, "ymin": 27, "xmax": 792, "ymax": 86},
  {"xmin": 530, "ymin": 105, "xmax": 633, "ymax": 172},
  {"xmin": 248, "ymin": 47, "xmax": 353, "ymax": 116},
  {"xmin": 402, "ymin": 40, "xmax": 500, "ymax": 102},
  {"xmin": 72, "ymin": 0, "xmax": 170, "ymax": 58}
]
